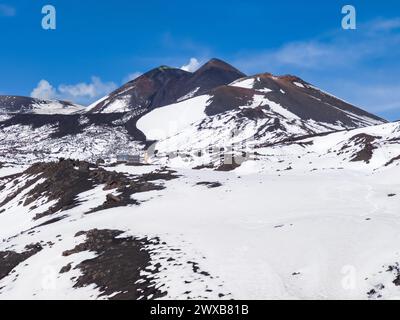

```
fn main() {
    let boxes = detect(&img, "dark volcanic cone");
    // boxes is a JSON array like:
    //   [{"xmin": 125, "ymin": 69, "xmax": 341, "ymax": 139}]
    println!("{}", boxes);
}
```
[{"xmin": 87, "ymin": 58, "xmax": 246, "ymax": 114}]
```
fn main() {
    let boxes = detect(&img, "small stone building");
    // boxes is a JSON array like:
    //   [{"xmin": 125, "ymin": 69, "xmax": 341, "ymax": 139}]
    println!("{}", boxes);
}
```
[{"xmin": 116, "ymin": 154, "xmax": 142, "ymax": 164}]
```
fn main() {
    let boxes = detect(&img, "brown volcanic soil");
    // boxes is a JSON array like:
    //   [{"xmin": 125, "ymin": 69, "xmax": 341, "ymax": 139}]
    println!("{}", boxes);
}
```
[
  {"xmin": 203, "ymin": 72, "xmax": 385, "ymax": 128},
  {"xmin": 62, "ymin": 229, "xmax": 166, "ymax": 300},
  {"xmin": 271, "ymin": 75, "xmax": 385, "ymax": 125},
  {"xmin": 205, "ymin": 86, "xmax": 256, "ymax": 116}
]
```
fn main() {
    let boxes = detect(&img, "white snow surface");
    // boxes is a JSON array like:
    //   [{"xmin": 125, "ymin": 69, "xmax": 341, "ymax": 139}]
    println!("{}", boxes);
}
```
[
  {"xmin": 0, "ymin": 100, "xmax": 85, "ymax": 115},
  {"xmin": 30, "ymin": 101, "xmax": 85, "ymax": 115},
  {"xmin": 0, "ymin": 120, "xmax": 143, "ymax": 165},
  {"xmin": 230, "ymin": 78, "xmax": 255, "ymax": 89},
  {"xmin": 177, "ymin": 87, "xmax": 201, "ymax": 102},
  {"xmin": 85, "ymin": 94, "xmax": 134, "ymax": 114},
  {"xmin": 293, "ymin": 81, "xmax": 305, "ymax": 88},
  {"xmin": 93, "ymin": 97, "xmax": 131, "ymax": 114},
  {"xmin": 0, "ymin": 78, "xmax": 398, "ymax": 300},
  {"xmin": 0, "ymin": 120, "xmax": 399, "ymax": 300},
  {"xmin": 137, "ymin": 95, "xmax": 212, "ymax": 141},
  {"xmin": 1, "ymin": 158, "xmax": 400, "ymax": 299},
  {"xmin": 229, "ymin": 77, "xmax": 272, "ymax": 93}
]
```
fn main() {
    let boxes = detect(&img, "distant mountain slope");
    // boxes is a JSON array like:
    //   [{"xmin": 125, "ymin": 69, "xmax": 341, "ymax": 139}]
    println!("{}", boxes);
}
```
[
  {"xmin": 0, "ymin": 113, "xmax": 145, "ymax": 165},
  {"xmin": 86, "ymin": 58, "xmax": 246, "ymax": 114},
  {"xmin": 244, "ymin": 120, "xmax": 400, "ymax": 174},
  {"xmin": 0, "ymin": 96, "xmax": 84, "ymax": 115},
  {"xmin": 226, "ymin": 74, "xmax": 385, "ymax": 127},
  {"xmin": 137, "ymin": 73, "xmax": 386, "ymax": 157},
  {"xmin": 148, "ymin": 120, "xmax": 400, "ymax": 173},
  {"xmin": 0, "ymin": 59, "xmax": 389, "ymax": 166}
]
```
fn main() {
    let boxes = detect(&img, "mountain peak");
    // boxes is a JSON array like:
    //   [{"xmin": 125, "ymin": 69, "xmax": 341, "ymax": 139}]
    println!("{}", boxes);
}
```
[
  {"xmin": 196, "ymin": 58, "xmax": 246, "ymax": 77},
  {"xmin": 277, "ymin": 74, "xmax": 308, "ymax": 85},
  {"xmin": 141, "ymin": 65, "xmax": 188, "ymax": 78}
]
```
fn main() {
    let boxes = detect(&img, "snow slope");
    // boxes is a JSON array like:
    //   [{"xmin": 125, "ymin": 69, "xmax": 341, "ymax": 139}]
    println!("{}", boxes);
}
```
[
  {"xmin": 134, "ymin": 71, "xmax": 386, "ymax": 165},
  {"xmin": 0, "ymin": 113, "xmax": 145, "ymax": 165},
  {"xmin": 1, "ymin": 161, "xmax": 400, "ymax": 300},
  {"xmin": 136, "ymin": 95, "xmax": 212, "ymax": 141},
  {"xmin": 149, "ymin": 120, "xmax": 400, "ymax": 172},
  {"xmin": 0, "ymin": 112, "xmax": 398, "ymax": 300},
  {"xmin": 0, "ymin": 96, "xmax": 84, "ymax": 115},
  {"xmin": 29, "ymin": 101, "xmax": 85, "ymax": 115}
]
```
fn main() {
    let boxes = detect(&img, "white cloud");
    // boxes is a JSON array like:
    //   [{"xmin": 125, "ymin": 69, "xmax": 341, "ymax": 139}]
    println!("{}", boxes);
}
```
[
  {"xmin": 234, "ymin": 18, "xmax": 400, "ymax": 74},
  {"xmin": 232, "ymin": 17, "xmax": 400, "ymax": 120},
  {"xmin": 31, "ymin": 80, "xmax": 57, "ymax": 100},
  {"xmin": 332, "ymin": 82, "xmax": 400, "ymax": 114},
  {"xmin": 122, "ymin": 72, "xmax": 142, "ymax": 83},
  {"xmin": 0, "ymin": 4, "xmax": 16, "ymax": 17},
  {"xmin": 58, "ymin": 77, "xmax": 116, "ymax": 98},
  {"xmin": 234, "ymin": 38, "xmax": 381, "ymax": 73},
  {"xmin": 369, "ymin": 17, "xmax": 400, "ymax": 32},
  {"xmin": 31, "ymin": 77, "xmax": 117, "ymax": 105},
  {"xmin": 180, "ymin": 58, "xmax": 200, "ymax": 72}
]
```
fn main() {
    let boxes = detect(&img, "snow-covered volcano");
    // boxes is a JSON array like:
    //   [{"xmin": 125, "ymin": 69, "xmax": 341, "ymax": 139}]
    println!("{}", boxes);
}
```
[
  {"xmin": 136, "ymin": 72, "xmax": 386, "ymax": 161},
  {"xmin": 0, "ymin": 59, "xmax": 386, "ymax": 165},
  {"xmin": 1, "ymin": 59, "xmax": 399, "ymax": 300}
]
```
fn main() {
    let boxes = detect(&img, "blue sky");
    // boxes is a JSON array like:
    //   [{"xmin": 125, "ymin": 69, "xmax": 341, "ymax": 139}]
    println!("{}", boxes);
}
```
[{"xmin": 0, "ymin": 0, "xmax": 400, "ymax": 120}]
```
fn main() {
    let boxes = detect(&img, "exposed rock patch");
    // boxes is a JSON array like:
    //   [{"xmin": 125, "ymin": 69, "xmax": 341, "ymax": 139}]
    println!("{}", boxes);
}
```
[
  {"xmin": 62, "ymin": 229, "xmax": 166, "ymax": 300},
  {"xmin": 0, "ymin": 113, "xmax": 146, "ymax": 140},
  {"xmin": 341, "ymin": 134, "xmax": 380, "ymax": 163},
  {"xmin": 385, "ymin": 155, "xmax": 400, "ymax": 167},
  {"xmin": 0, "ymin": 159, "xmax": 176, "ymax": 221},
  {"xmin": 215, "ymin": 161, "xmax": 242, "ymax": 172},
  {"xmin": 193, "ymin": 164, "xmax": 214, "ymax": 170},
  {"xmin": 0, "ymin": 243, "xmax": 43, "ymax": 281},
  {"xmin": 196, "ymin": 181, "xmax": 222, "ymax": 188},
  {"xmin": 388, "ymin": 263, "xmax": 400, "ymax": 287}
]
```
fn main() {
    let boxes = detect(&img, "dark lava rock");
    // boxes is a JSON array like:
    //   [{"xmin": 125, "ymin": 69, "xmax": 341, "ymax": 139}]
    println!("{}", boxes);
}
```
[
  {"xmin": 196, "ymin": 181, "xmax": 222, "ymax": 188},
  {"xmin": 59, "ymin": 263, "xmax": 72, "ymax": 274},
  {"xmin": 0, "ymin": 159, "xmax": 175, "ymax": 222},
  {"xmin": 62, "ymin": 229, "xmax": 166, "ymax": 300},
  {"xmin": 0, "ymin": 243, "xmax": 43, "ymax": 280},
  {"xmin": 215, "ymin": 161, "xmax": 242, "ymax": 172},
  {"xmin": 192, "ymin": 164, "xmax": 214, "ymax": 170},
  {"xmin": 342, "ymin": 134, "xmax": 381, "ymax": 163},
  {"xmin": 385, "ymin": 155, "xmax": 400, "ymax": 167}
]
